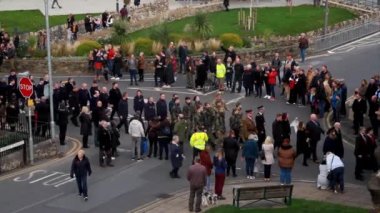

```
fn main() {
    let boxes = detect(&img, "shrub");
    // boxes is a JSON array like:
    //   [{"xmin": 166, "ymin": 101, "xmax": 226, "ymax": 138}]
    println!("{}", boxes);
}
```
[
  {"xmin": 52, "ymin": 42, "xmax": 75, "ymax": 57},
  {"xmin": 193, "ymin": 40, "xmax": 205, "ymax": 52},
  {"xmin": 134, "ymin": 38, "xmax": 153, "ymax": 56},
  {"xmin": 33, "ymin": 49, "xmax": 47, "ymax": 58},
  {"xmin": 75, "ymin": 40, "xmax": 102, "ymax": 56},
  {"xmin": 16, "ymin": 41, "xmax": 29, "ymax": 58},
  {"xmin": 192, "ymin": 12, "xmax": 213, "ymax": 39},
  {"xmin": 120, "ymin": 42, "xmax": 135, "ymax": 56},
  {"xmin": 149, "ymin": 24, "xmax": 170, "ymax": 46},
  {"xmin": 27, "ymin": 36, "xmax": 37, "ymax": 50},
  {"xmin": 152, "ymin": 41, "xmax": 163, "ymax": 55},
  {"xmin": 207, "ymin": 38, "xmax": 221, "ymax": 51},
  {"xmin": 242, "ymin": 36, "xmax": 252, "ymax": 48},
  {"xmin": 220, "ymin": 33, "xmax": 243, "ymax": 48},
  {"xmin": 112, "ymin": 20, "xmax": 129, "ymax": 36}
]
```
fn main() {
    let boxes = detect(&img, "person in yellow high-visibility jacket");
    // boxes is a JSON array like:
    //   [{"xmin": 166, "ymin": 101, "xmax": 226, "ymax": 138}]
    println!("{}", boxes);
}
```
[
  {"xmin": 216, "ymin": 59, "xmax": 226, "ymax": 91},
  {"xmin": 190, "ymin": 126, "xmax": 209, "ymax": 163}
]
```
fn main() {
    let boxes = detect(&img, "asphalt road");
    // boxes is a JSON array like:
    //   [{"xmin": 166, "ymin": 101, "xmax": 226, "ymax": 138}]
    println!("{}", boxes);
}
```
[{"xmin": 0, "ymin": 35, "xmax": 379, "ymax": 213}]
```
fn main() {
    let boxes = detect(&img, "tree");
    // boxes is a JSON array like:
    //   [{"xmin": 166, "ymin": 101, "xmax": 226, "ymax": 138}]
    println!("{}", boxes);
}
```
[{"xmin": 192, "ymin": 12, "xmax": 213, "ymax": 39}]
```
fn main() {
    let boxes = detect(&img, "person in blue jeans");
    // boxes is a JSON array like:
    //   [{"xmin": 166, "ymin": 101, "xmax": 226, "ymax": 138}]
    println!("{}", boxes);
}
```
[
  {"xmin": 242, "ymin": 134, "xmax": 259, "ymax": 180},
  {"xmin": 70, "ymin": 150, "xmax": 92, "ymax": 201},
  {"xmin": 127, "ymin": 54, "xmax": 139, "ymax": 86},
  {"xmin": 326, "ymin": 152, "xmax": 345, "ymax": 193},
  {"xmin": 278, "ymin": 138, "xmax": 296, "ymax": 185}
]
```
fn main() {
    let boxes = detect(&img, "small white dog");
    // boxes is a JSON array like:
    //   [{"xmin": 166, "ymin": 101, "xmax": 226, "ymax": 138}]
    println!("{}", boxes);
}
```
[{"xmin": 202, "ymin": 191, "xmax": 218, "ymax": 206}]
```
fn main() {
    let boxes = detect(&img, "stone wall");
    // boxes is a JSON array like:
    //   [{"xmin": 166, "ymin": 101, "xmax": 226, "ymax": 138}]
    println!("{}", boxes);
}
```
[{"xmin": 0, "ymin": 139, "xmax": 58, "ymax": 173}]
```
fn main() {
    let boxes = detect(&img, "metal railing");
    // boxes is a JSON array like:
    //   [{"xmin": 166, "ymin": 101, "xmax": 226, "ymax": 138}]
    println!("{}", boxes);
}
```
[
  {"xmin": 340, "ymin": 0, "xmax": 380, "ymax": 9},
  {"xmin": 311, "ymin": 17, "xmax": 380, "ymax": 53}
]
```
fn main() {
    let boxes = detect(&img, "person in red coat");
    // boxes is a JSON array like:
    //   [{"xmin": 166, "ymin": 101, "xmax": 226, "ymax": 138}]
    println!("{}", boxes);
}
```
[
  {"xmin": 267, "ymin": 67, "xmax": 278, "ymax": 101},
  {"xmin": 199, "ymin": 144, "xmax": 213, "ymax": 192}
]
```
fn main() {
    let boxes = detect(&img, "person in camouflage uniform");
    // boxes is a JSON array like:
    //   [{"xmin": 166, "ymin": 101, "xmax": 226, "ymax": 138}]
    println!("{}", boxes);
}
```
[
  {"xmin": 214, "ymin": 100, "xmax": 226, "ymax": 133},
  {"xmin": 171, "ymin": 97, "xmax": 182, "ymax": 125},
  {"xmin": 173, "ymin": 114, "xmax": 188, "ymax": 153},
  {"xmin": 193, "ymin": 104, "xmax": 205, "ymax": 132},
  {"xmin": 182, "ymin": 97, "xmax": 195, "ymax": 132},
  {"xmin": 229, "ymin": 107, "xmax": 243, "ymax": 143},
  {"xmin": 203, "ymin": 102, "xmax": 216, "ymax": 133}
]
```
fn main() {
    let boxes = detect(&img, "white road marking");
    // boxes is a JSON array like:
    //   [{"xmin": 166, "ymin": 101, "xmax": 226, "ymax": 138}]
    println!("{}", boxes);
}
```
[
  {"xmin": 226, "ymin": 95, "xmax": 245, "ymax": 105},
  {"xmin": 10, "ymin": 192, "xmax": 65, "ymax": 213}
]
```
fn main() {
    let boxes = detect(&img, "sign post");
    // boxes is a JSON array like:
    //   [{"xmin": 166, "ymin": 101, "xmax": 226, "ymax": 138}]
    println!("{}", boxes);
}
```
[{"xmin": 19, "ymin": 77, "xmax": 34, "ymax": 164}]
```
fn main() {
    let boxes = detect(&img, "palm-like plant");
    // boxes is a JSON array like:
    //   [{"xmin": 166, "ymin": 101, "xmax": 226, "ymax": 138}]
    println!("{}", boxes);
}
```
[
  {"xmin": 192, "ymin": 12, "xmax": 213, "ymax": 39},
  {"xmin": 149, "ymin": 24, "xmax": 171, "ymax": 46}
]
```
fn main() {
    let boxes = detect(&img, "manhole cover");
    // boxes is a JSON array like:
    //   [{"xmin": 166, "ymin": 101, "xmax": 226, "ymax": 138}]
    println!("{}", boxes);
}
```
[{"xmin": 156, "ymin": 193, "xmax": 173, "ymax": 199}]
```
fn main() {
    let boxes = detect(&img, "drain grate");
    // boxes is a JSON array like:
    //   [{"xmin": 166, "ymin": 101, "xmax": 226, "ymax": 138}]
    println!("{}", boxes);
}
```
[{"xmin": 156, "ymin": 193, "xmax": 173, "ymax": 199}]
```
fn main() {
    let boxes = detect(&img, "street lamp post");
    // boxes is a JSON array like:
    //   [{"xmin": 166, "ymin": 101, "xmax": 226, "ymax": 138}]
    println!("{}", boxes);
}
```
[
  {"xmin": 323, "ymin": 0, "xmax": 329, "ymax": 35},
  {"xmin": 44, "ymin": 0, "xmax": 56, "ymax": 140}
]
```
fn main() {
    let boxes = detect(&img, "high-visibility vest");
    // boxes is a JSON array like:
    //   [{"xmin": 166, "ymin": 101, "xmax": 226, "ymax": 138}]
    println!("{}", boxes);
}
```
[
  {"xmin": 190, "ymin": 132, "xmax": 208, "ymax": 150},
  {"xmin": 216, "ymin": 64, "xmax": 226, "ymax": 79}
]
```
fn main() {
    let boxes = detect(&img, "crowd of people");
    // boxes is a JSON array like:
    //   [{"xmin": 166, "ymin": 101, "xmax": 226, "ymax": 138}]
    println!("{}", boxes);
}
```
[
  {"xmin": 0, "ymin": 30, "xmax": 18, "ymax": 71},
  {"xmin": 1, "ymin": 37, "xmax": 379, "ymax": 210}
]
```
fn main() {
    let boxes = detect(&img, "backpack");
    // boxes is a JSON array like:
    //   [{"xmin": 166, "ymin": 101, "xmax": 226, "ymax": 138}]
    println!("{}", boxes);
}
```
[{"xmin": 161, "ymin": 125, "xmax": 171, "ymax": 136}]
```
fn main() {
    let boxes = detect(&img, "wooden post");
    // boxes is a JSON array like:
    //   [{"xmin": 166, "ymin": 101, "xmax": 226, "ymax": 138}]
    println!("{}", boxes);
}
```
[{"xmin": 248, "ymin": 17, "xmax": 251, "ymax": 31}]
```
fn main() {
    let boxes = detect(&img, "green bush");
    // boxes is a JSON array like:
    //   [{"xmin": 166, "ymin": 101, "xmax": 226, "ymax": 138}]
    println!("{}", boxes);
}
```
[
  {"xmin": 134, "ymin": 38, "xmax": 153, "ymax": 56},
  {"xmin": 220, "ymin": 33, "xmax": 243, "ymax": 48},
  {"xmin": 242, "ymin": 36, "xmax": 252, "ymax": 48},
  {"xmin": 16, "ymin": 41, "xmax": 29, "ymax": 58},
  {"xmin": 32, "ymin": 49, "xmax": 47, "ymax": 58},
  {"xmin": 75, "ymin": 40, "xmax": 102, "ymax": 56}
]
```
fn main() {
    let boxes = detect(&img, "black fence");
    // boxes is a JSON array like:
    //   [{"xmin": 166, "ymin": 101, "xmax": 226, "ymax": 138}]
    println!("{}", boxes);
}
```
[{"xmin": 0, "ymin": 115, "xmax": 51, "ymax": 148}]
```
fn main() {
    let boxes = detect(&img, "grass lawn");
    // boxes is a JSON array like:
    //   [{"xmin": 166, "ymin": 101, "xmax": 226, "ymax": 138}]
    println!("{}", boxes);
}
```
[
  {"xmin": 0, "ymin": 10, "xmax": 97, "ymax": 34},
  {"xmin": 205, "ymin": 199, "xmax": 368, "ymax": 213},
  {"xmin": 128, "ymin": 5, "xmax": 357, "ymax": 39}
]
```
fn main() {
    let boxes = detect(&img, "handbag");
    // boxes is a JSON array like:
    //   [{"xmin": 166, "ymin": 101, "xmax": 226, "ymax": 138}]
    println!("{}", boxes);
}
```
[
  {"xmin": 260, "ymin": 150, "xmax": 266, "ymax": 161},
  {"xmin": 140, "ymin": 137, "xmax": 149, "ymax": 155},
  {"xmin": 327, "ymin": 155, "xmax": 334, "ymax": 181}
]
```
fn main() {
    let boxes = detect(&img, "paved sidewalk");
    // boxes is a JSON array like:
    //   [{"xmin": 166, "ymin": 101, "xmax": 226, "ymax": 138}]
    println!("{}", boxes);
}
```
[{"xmin": 131, "ymin": 179, "xmax": 373, "ymax": 213}]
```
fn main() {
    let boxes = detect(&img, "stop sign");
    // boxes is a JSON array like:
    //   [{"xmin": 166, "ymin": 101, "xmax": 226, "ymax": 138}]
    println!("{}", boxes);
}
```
[{"xmin": 19, "ymin": 77, "xmax": 34, "ymax": 98}]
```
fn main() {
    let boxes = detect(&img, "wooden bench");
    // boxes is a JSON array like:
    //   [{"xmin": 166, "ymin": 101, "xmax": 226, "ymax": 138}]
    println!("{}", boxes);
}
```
[{"xmin": 233, "ymin": 185, "xmax": 293, "ymax": 208}]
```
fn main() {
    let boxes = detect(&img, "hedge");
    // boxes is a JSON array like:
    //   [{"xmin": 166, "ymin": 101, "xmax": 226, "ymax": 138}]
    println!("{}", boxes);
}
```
[
  {"xmin": 75, "ymin": 40, "xmax": 102, "ymax": 56},
  {"xmin": 220, "ymin": 33, "xmax": 243, "ymax": 48},
  {"xmin": 134, "ymin": 38, "xmax": 153, "ymax": 56}
]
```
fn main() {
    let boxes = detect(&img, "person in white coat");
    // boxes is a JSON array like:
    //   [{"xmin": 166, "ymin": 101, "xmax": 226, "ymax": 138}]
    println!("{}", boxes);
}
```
[
  {"xmin": 262, "ymin": 136, "xmax": 274, "ymax": 181},
  {"xmin": 128, "ymin": 114, "xmax": 145, "ymax": 161},
  {"xmin": 317, "ymin": 158, "xmax": 329, "ymax": 190},
  {"xmin": 326, "ymin": 152, "xmax": 345, "ymax": 193}
]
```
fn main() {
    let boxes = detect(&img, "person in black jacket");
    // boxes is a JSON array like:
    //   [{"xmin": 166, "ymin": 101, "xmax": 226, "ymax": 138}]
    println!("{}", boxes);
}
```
[
  {"xmin": 272, "ymin": 114, "xmax": 283, "ymax": 150},
  {"xmin": 156, "ymin": 93, "xmax": 168, "ymax": 120},
  {"xmin": 355, "ymin": 127, "xmax": 369, "ymax": 181},
  {"xmin": 322, "ymin": 128, "xmax": 337, "ymax": 155},
  {"xmin": 331, "ymin": 122, "xmax": 344, "ymax": 159},
  {"xmin": 35, "ymin": 97, "xmax": 50, "ymax": 137},
  {"xmin": 243, "ymin": 64, "xmax": 253, "ymax": 97},
  {"xmin": 99, "ymin": 86, "xmax": 109, "ymax": 109},
  {"xmin": 57, "ymin": 100, "xmax": 69, "ymax": 145},
  {"xmin": 70, "ymin": 150, "xmax": 92, "ymax": 201},
  {"xmin": 223, "ymin": 131, "xmax": 240, "ymax": 177},
  {"xmin": 296, "ymin": 122, "xmax": 309, "ymax": 166},
  {"xmin": 368, "ymin": 95, "xmax": 379, "ymax": 138},
  {"xmin": 170, "ymin": 135, "xmax": 183, "ymax": 178},
  {"xmin": 92, "ymin": 101, "xmax": 107, "ymax": 147},
  {"xmin": 133, "ymin": 90, "xmax": 144, "ymax": 116},
  {"xmin": 69, "ymin": 87, "xmax": 80, "ymax": 126},
  {"xmin": 78, "ymin": 83, "xmax": 90, "ymax": 109},
  {"xmin": 232, "ymin": 58, "xmax": 244, "ymax": 93},
  {"xmin": 255, "ymin": 106, "xmax": 266, "ymax": 151},
  {"xmin": 296, "ymin": 69, "xmax": 307, "ymax": 106},
  {"xmin": 117, "ymin": 92, "xmax": 129, "ymax": 133},
  {"xmin": 253, "ymin": 65, "xmax": 263, "ymax": 98},
  {"xmin": 306, "ymin": 113, "xmax": 324, "ymax": 163},
  {"xmin": 144, "ymin": 97, "xmax": 156, "ymax": 122},
  {"xmin": 79, "ymin": 106, "xmax": 92, "ymax": 148},
  {"xmin": 281, "ymin": 113, "xmax": 291, "ymax": 140},
  {"xmin": 109, "ymin": 82, "xmax": 122, "ymax": 120},
  {"xmin": 220, "ymin": 45, "xmax": 236, "ymax": 63},
  {"xmin": 98, "ymin": 120, "xmax": 113, "ymax": 167},
  {"xmin": 352, "ymin": 93, "xmax": 367, "ymax": 135}
]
